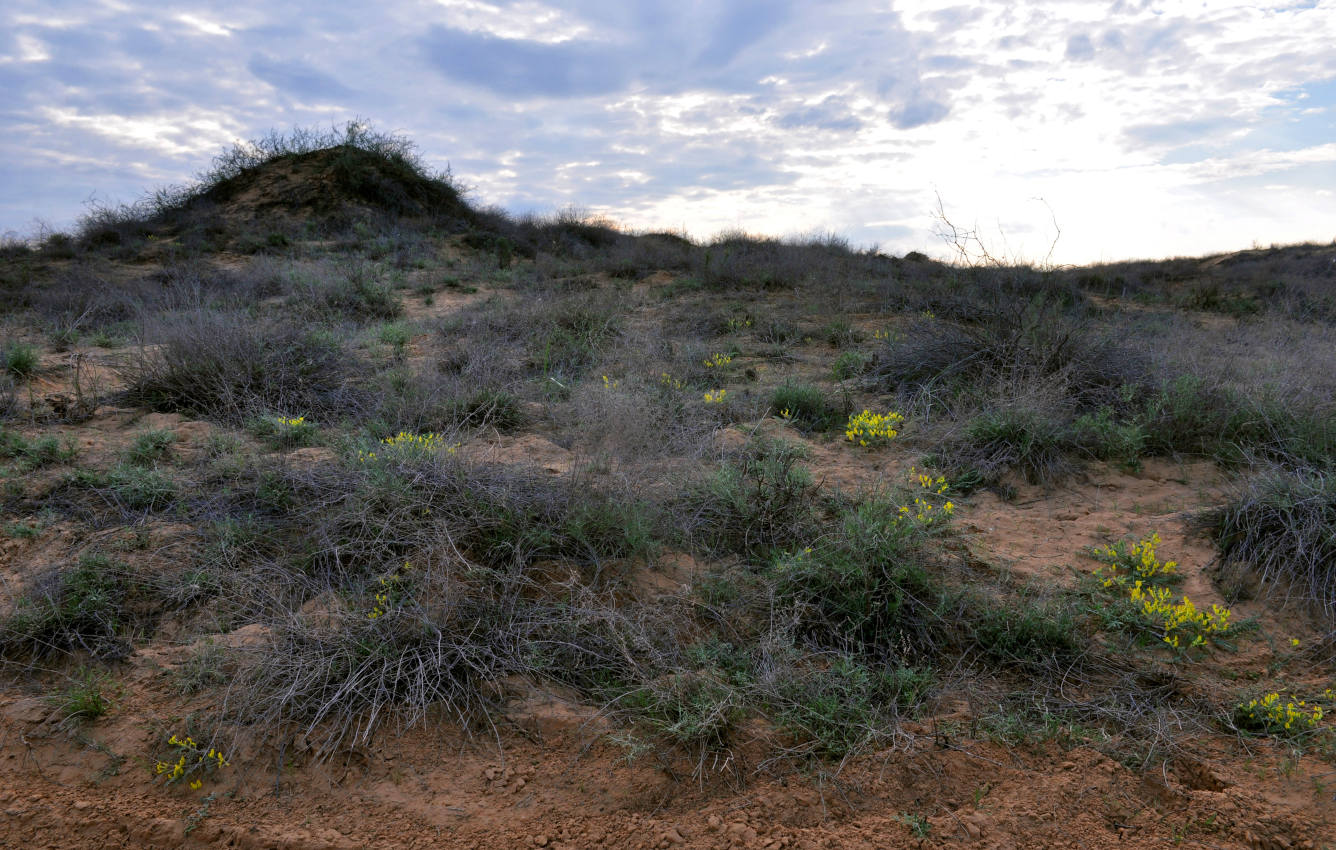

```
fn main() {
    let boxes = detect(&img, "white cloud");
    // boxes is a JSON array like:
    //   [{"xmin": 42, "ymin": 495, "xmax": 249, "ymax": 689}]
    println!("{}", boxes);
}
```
[{"xmin": 2, "ymin": 0, "xmax": 1334, "ymax": 261}]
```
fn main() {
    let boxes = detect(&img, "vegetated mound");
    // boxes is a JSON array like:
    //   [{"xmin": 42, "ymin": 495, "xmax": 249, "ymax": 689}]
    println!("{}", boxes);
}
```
[
  {"xmin": 193, "ymin": 144, "xmax": 475, "ymax": 230},
  {"xmin": 76, "ymin": 123, "xmax": 478, "ymax": 252}
]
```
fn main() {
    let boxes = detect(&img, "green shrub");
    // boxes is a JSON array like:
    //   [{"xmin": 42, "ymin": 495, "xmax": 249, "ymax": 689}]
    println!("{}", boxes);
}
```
[
  {"xmin": 1071, "ymin": 407, "xmax": 1147, "ymax": 468},
  {"xmin": 831, "ymin": 350, "xmax": 868, "ymax": 381},
  {"xmin": 943, "ymin": 407, "xmax": 1075, "ymax": 486},
  {"xmin": 67, "ymin": 465, "xmax": 177, "ymax": 511},
  {"xmin": 125, "ymin": 429, "xmax": 175, "ymax": 466},
  {"xmin": 775, "ymin": 657, "xmax": 932, "ymax": 756},
  {"xmin": 0, "ymin": 428, "xmax": 78, "ymax": 469},
  {"xmin": 1, "ymin": 342, "xmax": 38, "ymax": 378},
  {"xmin": 770, "ymin": 494, "xmax": 944, "ymax": 653},
  {"xmin": 684, "ymin": 437, "xmax": 817, "ymax": 557},
  {"xmin": 248, "ymin": 414, "xmax": 320, "ymax": 449},
  {"xmin": 51, "ymin": 667, "xmax": 114, "ymax": 722},
  {"xmin": 622, "ymin": 672, "xmax": 744, "ymax": 752},
  {"xmin": 0, "ymin": 554, "xmax": 134, "ymax": 660},
  {"xmin": 315, "ymin": 266, "xmax": 403, "ymax": 321},
  {"xmin": 770, "ymin": 382, "xmax": 837, "ymax": 430},
  {"xmin": 969, "ymin": 595, "xmax": 1081, "ymax": 668},
  {"xmin": 819, "ymin": 319, "xmax": 863, "ymax": 348},
  {"xmin": 451, "ymin": 389, "xmax": 524, "ymax": 432},
  {"xmin": 533, "ymin": 303, "xmax": 620, "ymax": 381}
]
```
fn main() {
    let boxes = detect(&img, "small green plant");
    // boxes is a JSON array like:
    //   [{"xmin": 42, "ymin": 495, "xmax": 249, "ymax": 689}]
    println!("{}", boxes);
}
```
[
  {"xmin": 0, "ymin": 428, "xmax": 78, "ymax": 470},
  {"xmin": 50, "ymin": 667, "xmax": 114, "ymax": 722},
  {"xmin": 775, "ymin": 658, "xmax": 932, "ymax": 756},
  {"xmin": 126, "ymin": 429, "xmax": 175, "ymax": 466},
  {"xmin": 377, "ymin": 322, "xmax": 412, "ymax": 352},
  {"xmin": 897, "ymin": 812, "xmax": 931, "ymax": 839},
  {"xmin": 4, "ymin": 521, "xmax": 42, "ymax": 539},
  {"xmin": 820, "ymin": 319, "xmax": 863, "ymax": 348},
  {"xmin": 0, "ymin": 554, "xmax": 134, "ymax": 660},
  {"xmin": 175, "ymin": 639, "xmax": 228, "ymax": 695},
  {"xmin": 2, "ymin": 342, "xmax": 38, "ymax": 378},
  {"xmin": 90, "ymin": 330, "xmax": 123, "ymax": 348},
  {"xmin": 831, "ymin": 350, "xmax": 867, "ymax": 381},
  {"xmin": 845, "ymin": 409, "xmax": 905, "ymax": 448},
  {"xmin": 69, "ymin": 465, "xmax": 177, "ymax": 511}
]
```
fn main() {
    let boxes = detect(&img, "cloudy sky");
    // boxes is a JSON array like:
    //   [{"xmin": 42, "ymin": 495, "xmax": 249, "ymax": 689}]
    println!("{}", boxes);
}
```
[{"xmin": 2, "ymin": 1, "xmax": 1333, "ymax": 264}]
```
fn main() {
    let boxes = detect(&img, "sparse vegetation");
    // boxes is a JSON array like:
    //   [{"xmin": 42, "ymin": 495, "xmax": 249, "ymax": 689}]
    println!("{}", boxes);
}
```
[{"xmin": 0, "ymin": 123, "xmax": 1334, "ymax": 846}]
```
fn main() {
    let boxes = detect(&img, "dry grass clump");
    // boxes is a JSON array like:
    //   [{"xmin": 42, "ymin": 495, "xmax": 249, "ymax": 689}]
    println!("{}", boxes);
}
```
[
  {"xmin": 1208, "ymin": 467, "xmax": 1336, "ymax": 624},
  {"xmin": 120, "ymin": 308, "xmax": 365, "ymax": 422}
]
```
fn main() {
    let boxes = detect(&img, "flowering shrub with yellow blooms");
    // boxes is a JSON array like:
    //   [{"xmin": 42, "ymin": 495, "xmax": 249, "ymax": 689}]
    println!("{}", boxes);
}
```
[
  {"xmin": 896, "ymin": 496, "xmax": 955, "ymax": 526},
  {"xmin": 367, "ymin": 561, "xmax": 413, "ymax": 620},
  {"xmin": 258, "ymin": 413, "xmax": 318, "ymax": 448},
  {"xmin": 601, "ymin": 374, "xmax": 619, "ymax": 389},
  {"xmin": 1128, "ymin": 581, "xmax": 1231, "ymax": 648},
  {"xmin": 845, "ymin": 410, "xmax": 904, "ymax": 448},
  {"xmin": 1234, "ymin": 692, "xmax": 1325, "ymax": 736},
  {"xmin": 725, "ymin": 316, "xmax": 752, "ymax": 332},
  {"xmin": 1093, "ymin": 533, "xmax": 1231, "ymax": 652},
  {"xmin": 703, "ymin": 352, "xmax": 733, "ymax": 369},
  {"xmin": 155, "ymin": 733, "xmax": 229, "ymax": 788},
  {"xmin": 893, "ymin": 470, "xmax": 955, "ymax": 526},
  {"xmin": 1094, "ymin": 533, "xmax": 1178, "ymax": 589},
  {"xmin": 910, "ymin": 468, "xmax": 949, "ymax": 495},
  {"xmin": 357, "ymin": 431, "xmax": 459, "ymax": 463},
  {"xmin": 704, "ymin": 389, "xmax": 728, "ymax": 404}
]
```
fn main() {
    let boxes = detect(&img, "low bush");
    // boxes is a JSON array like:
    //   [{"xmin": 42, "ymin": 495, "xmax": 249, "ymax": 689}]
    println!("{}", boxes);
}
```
[
  {"xmin": 65, "ymin": 464, "xmax": 177, "ymax": 512},
  {"xmin": 774, "ymin": 657, "xmax": 932, "ymax": 756},
  {"xmin": 125, "ymin": 429, "xmax": 175, "ymax": 466},
  {"xmin": 1, "ymin": 342, "xmax": 38, "ymax": 379},
  {"xmin": 936, "ymin": 406, "xmax": 1075, "ymax": 487},
  {"xmin": 0, "ymin": 554, "xmax": 141, "ymax": 661},
  {"xmin": 770, "ymin": 382, "xmax": 837, "ymax": 430},
  {"xmin": 681, "ymin": 437, "xmax": 817, "ymax": 558},
  {"xmin": 1208, "ymin": 467, "xmax": 1336, "ymax": 622},
  {"xmin": 121, "ymin": 309, "xmax": 363, "ymax": 422},
  {"xmin": 0, "ymin": 428, "xmax": 78, "ymax": 470}
]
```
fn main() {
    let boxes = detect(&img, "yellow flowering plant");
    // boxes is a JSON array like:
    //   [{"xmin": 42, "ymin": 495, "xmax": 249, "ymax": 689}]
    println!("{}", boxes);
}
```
[
  {"xmin": 251, "ymin": 413, "xmax": 319, "ymax": 448},
  {"xmin": 845, "ymin": 410, "xmax": 904, "ymax": 448},
  {"xmin": 367, "ymin": 561, "xmax": 414, "ymax": 620},
  {"xmin": 1093, "ymin": 533, "xmax": 1179, "ymax": 590},
  {"xmin": 658, "ymin": 372, "xmax": 686, "ymax": 391},
  {"xmin": 703, "ymin": 389, "xmax": 728, "ymax": 404},
  {"xmin": 357, "ymin": 431, "xmax": 460, "ymax": 464},
  {"xmin": 154, "ymin": 733, "xmax": 229, "ymax": 788},
  {"xmin": 1093, "ymin": 533, "xmax": 1230, "ymax": 653},
  {"xmin": 703, "ymin": 352, "xmax": 734, "ymax": 369},
  {"xmin": 1234, "ymin": 692, "xmax": 1325, "ymax": 737}
]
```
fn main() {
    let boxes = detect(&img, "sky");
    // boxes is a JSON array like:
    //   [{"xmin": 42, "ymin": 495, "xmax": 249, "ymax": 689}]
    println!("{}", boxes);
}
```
[{"xmin": 2, "ymin": 0, "xmax": 1334, "ymax": 265}]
